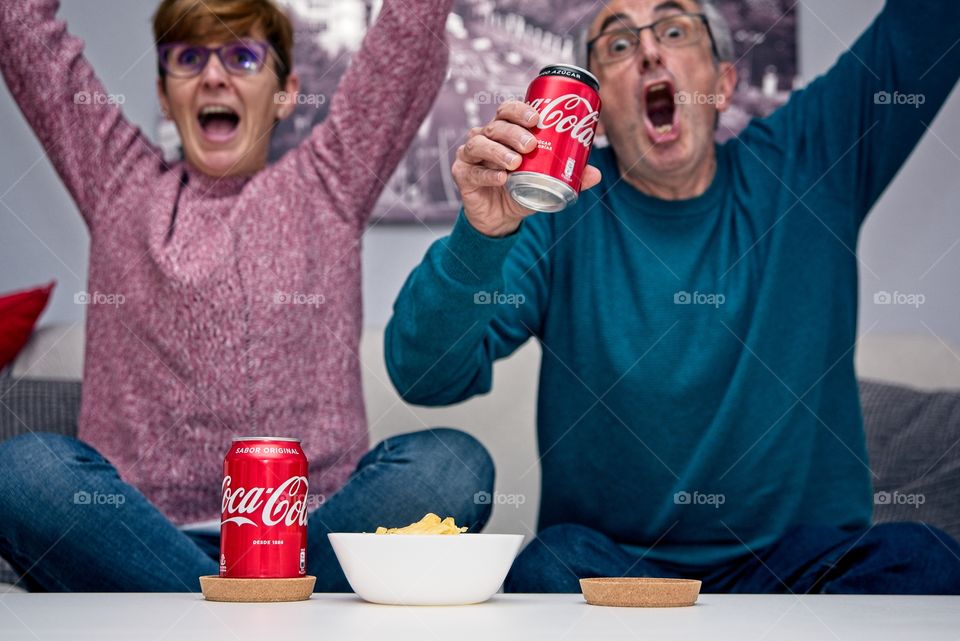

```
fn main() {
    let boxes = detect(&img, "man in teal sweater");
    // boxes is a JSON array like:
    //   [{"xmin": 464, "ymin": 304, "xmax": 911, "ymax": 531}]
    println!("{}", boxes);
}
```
[{"xmin": 386, "ymin": 0, "xmax": 960, "ymax": 593}]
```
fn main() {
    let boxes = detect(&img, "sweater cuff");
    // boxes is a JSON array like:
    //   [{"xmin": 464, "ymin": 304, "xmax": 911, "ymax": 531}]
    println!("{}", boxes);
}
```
[{"xmin": 440, "ymin": 211, "xmax": 520, "ymax": 285}]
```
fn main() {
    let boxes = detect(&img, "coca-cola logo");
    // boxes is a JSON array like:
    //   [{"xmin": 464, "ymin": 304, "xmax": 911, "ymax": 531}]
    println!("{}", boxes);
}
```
[
  {"xmin": 529, "ymin": 93, "xmax": 600, "ymax": 148},
  {"xmin": 221, "ymin": 475, "xmax": 309, "ymax": 527}
]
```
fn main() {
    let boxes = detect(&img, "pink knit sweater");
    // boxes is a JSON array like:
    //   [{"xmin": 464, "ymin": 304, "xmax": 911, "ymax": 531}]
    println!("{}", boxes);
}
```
[{"xmin": 0, "ymin": 0, "xmax": 451, "ymax": 524}]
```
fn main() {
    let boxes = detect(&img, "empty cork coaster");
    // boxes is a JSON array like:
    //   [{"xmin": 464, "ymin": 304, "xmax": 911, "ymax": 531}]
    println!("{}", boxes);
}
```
[
  {"xmin": 200, "ymin": 575, "xmax": 316, "ymax": 602},
  {"xmin": 580, "ymin": 577, "xmax": 701, "ymax": 607}
]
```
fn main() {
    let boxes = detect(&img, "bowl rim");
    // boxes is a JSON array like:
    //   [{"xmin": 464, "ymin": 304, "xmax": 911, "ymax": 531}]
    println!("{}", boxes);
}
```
[{"xmin": 327, "ymin": 532, "xmax": 524, "ymax": 539}]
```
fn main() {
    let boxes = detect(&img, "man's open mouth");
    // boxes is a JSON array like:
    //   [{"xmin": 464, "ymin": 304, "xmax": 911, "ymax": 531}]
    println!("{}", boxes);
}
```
[
  {"xmin": 643, "ymin": 81, "xmax": 680, "ymax": 145},
  {"xmin": 197, "ymin": 105, "xmax": 240, "ymax": 143}
]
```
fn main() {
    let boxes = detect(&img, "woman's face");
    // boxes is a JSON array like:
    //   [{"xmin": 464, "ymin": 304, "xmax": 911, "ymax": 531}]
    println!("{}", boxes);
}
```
[{"xmin": 157, "ymin": 33, "xmax": 299, "ymax": 178}]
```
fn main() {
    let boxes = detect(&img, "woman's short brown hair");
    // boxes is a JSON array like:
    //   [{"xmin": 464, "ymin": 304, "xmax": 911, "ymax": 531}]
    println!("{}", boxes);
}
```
[{"xmin": 153, "ymin": 0, "xmax": 293, "ymax": 86}]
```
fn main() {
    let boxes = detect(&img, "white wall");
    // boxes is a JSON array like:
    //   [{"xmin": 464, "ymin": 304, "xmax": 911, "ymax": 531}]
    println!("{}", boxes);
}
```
[
  {"xmin": 799, "ymin": 0, "xmax": 960, "ymax": 349},
  {"xmin": 1, "ymin": 0, "xmax": 958, "ymax": 340}
]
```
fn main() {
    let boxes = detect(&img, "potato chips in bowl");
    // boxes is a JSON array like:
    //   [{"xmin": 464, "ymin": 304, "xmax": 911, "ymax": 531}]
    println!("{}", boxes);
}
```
[
  {"xmin": 329, "ymin": 514, "xmax": 523, "ymax": 605},
  {"xmin": 374, "ymin": 513, "xmax": 467, "ymax": 535}
]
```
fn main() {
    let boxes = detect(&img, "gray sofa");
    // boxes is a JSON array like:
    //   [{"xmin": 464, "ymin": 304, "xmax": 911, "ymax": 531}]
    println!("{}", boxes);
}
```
[{"xmin": 1, "ymin": 325, "xmax": 959, "ymax": 590}]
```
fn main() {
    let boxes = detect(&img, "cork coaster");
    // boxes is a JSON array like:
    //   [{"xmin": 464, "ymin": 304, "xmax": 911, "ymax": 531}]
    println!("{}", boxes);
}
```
[
  {"xmin": 580, "ymin": 577, "xmax": 701, "ymax": 607},
  {"xmin": 199, "ymin": 575, "xmax": 316, "ymax": 602}
]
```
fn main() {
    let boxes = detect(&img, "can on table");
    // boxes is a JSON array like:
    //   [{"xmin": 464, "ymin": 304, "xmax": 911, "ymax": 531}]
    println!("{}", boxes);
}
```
[
  {"xmin": 220, "ymin": 436, "xmax": 309, "ymax": 578},
  {"xmin": 507, "ymin": 64, "xmax": 601, "ymax": 213}
]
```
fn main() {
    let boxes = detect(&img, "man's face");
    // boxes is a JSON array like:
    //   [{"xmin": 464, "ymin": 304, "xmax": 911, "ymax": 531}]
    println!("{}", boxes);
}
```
[
  {"xmin": 157, "ymin": 31, "xmax": 299, "ymax": 178},
  {"xmin": 588, "ymin": 0, "xmax": 736, "ymax": 181}
]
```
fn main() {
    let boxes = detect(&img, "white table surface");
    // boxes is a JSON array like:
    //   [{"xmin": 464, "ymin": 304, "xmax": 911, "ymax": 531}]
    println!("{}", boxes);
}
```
[{"xmin": 1, "ymin": 593, "xmax": 958, "ymax": 640}]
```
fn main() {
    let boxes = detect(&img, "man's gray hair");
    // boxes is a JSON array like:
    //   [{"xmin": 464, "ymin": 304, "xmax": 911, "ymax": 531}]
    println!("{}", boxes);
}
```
[
  {"xmin": 575, "ymin": 0, "xmax": 735, "ymax": 69},
  {"xmin": 699, "ymin": 0, "xmax": 735, "ymax": 62}
]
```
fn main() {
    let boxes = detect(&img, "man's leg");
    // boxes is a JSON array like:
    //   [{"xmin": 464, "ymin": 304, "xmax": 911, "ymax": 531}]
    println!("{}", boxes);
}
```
[
  {"xmin": 0, "ymin": 432, "xmax": 217, "ymax": 592},
  {"xmin": 306, "ymin": 428, "xmax": 495, "ymax": 592},
  {"xmin": 505, "ymin": 523, "xmax": 681, "ymax": 593},
  {"xmin": 714, "ymin": 523, "xmax": 960, "ymax": 594}
]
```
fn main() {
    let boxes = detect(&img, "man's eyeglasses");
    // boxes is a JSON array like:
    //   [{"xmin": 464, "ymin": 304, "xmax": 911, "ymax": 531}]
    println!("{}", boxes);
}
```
[
  {"xmin": 157, "ymin": 40, "xmax": 282, "ymax": 78},
  {"xmin": 587, "ymin": 13, "xmax": 720, "ymax": 66}
]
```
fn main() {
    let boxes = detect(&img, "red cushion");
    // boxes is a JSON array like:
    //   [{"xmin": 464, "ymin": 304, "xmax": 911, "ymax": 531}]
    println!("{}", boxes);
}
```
[{"xmin": 0, "ymin": 281, "xmax": 55, "ymax": 370}]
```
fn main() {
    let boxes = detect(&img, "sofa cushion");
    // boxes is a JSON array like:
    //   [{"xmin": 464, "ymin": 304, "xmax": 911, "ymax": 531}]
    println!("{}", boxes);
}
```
[
  {"xmin": 0, "ymin": 376, "xmax": 80, "ymax": 583},
  {"xmin": 861, "ymin": 379, "xmax": 960, "ymax": 542},
  {"xmin": 10, "ymin": 324, "xmax": 85, "ymax": 381},
  {"xmin": 0, "ymin": 378, "xmax": 81, "ymax": 442},
  {"xmin": 0, "ymin": 282, "xmax": 54, "ymax": 371},
  {"xmin": 0, "ymin": 378, "xmax": 81, "ymax": 586}
]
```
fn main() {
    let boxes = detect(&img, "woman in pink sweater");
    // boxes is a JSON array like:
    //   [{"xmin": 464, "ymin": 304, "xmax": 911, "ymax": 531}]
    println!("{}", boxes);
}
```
[{"xmin": 0, "ymin": 0, "xmax": 493, "ymax": 592}]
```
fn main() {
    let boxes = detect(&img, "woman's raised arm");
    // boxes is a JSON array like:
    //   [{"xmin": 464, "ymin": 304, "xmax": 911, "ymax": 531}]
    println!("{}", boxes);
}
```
[
  {"xmin": 301, "ymin": 0, "xmax": 453, "ymax": 227},
  {"xmin": 0, "ymin": 0, "xmax": 161, "ymax": 230}
]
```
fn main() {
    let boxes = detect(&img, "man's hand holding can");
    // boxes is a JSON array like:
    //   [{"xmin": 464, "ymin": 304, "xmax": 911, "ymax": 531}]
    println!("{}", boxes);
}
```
[{"xmin": 453, "ymin": 98, "xmax": 602, "ymax": 239}]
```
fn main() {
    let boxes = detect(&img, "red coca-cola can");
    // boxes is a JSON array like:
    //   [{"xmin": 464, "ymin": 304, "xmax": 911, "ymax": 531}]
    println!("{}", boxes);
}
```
[
  {"xmin": 219, "ymin": 436, "xmax": 309, "ymax": 578},
  {"xmin": 507, "ymin": 64, "xmax": 601, "ymax": 213}
]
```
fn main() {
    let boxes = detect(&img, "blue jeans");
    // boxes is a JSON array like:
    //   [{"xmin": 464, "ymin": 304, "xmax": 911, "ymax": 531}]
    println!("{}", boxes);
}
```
[
  {"xmin": 505, "ymin": 522, "xmax": 960, "ymax": 594},
  {"xmin": 0, "ymin": 429, "xmax": 494, "ymax": 592}
]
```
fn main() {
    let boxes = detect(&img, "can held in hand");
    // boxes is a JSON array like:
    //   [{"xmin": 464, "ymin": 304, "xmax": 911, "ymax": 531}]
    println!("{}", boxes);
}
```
[
  {"xmin": 507, "ymin": 64, "xmax": 601, "ymax": 213},
  {"xmin": 220, "ymin": 436, "xmax": 309, "ymax": 578}
]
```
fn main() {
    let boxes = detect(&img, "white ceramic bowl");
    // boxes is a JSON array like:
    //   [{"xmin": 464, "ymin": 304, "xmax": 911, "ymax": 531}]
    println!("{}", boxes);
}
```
[{"xmin": 328, "ymin": 532, "xmax": 524, "ymax": 605}]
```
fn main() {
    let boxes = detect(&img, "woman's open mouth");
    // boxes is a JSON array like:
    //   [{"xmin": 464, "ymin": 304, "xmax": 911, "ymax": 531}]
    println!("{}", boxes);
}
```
[
  {"xmin": 197, "ymin": 105, "xmax": 241, "ymax": 144},
  {"xmin": 643, "ymin": 81, "xmax": 681, "ymax": 145}
]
